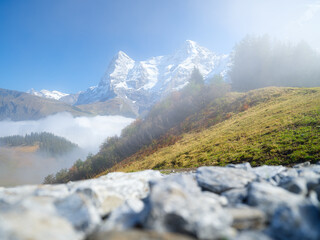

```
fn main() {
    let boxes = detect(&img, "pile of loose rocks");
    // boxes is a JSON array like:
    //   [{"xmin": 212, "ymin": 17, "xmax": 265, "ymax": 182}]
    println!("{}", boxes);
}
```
[{"xmin": 0, "ymin": 162, "xmax": 320, "ymax": 240}]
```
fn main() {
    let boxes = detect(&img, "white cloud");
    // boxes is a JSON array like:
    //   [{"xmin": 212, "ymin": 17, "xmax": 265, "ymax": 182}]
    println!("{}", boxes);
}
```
[{"xmin": 0, "ymin": 112, "xmax": 134, "ymax": 153}]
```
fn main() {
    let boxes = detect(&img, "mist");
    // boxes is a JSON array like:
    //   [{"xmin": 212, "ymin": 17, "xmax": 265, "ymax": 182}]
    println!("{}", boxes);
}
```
[
  {"xmin": 228, "ymin": 35, "xmax": 320, "ymax": 92},
  {"xmin": 0, "ymin": 113, "xmax": 134, "ymax": 186},
  {"xmin": 0, "ymin": 112, "xmax": 134, "ymax": 153},
  {"xmin": 224, "ymin": 0, "xmax": 320, "ymax": 51}
]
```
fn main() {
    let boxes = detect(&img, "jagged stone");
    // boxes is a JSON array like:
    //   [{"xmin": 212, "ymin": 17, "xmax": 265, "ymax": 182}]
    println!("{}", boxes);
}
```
[
  {"xmin": 293, "ymin": 161, "xmax": 311, "ymax": 168},
  {"xmin": 297, "ymin": 169, "xmax": 319, "ymax": 178},
  {"xmin": 227, "ymin": 206, "xmax": 267, "ymax": 230},
  {"xmin": 54, "ymin": 192, "xmax": 101, "ymax": 233},
  {"xmin": 279, "ymin": 177, "xmax": 308, "ymax": 195},
  {"xmin": 196, "ymin": 166, "xmax": 256, "ymax": 194},
  {"xmin": 310, "ymin": 165, "xmax": 320, "ymax": 175},
  {"xmin": 34, "ymin": 184, "xmax": 70, "ymax": 198},
  {"xmin": 88, "ymin": 230, "xmax": 196, "ymax": 240},
  {"xmin": 226, "ymin": 162, "xmax": 252, "ymax": 171},
  {"xmin": 251, "ymin": 165, "xmax": 286, "ymax": 180},
  {"xmin": 70, "ymin": 170, "xmax": 162, "ymax": 216},
  {"xmin": 270, "ymin": 204, "xmax": 320, "ymax": 240},
  {"xmin": 222, "ymin": 188, "xmax": 248, "ymax": 206},
  {"xmin": 99, "ymin": 198, "xmax": 147, "ymax": 231},
  {"xmin": 0, "ymin": 185, "xmax": 38, "ymax": 209},
  {"xmin": 247, "ymin": 182, "xmax": 305, "ymax": 218},
  {"xmin": 233, "ymin": 231, "xmax": 272, "ymax": 240},
  {"xmin": 1, "ymin": 166, "xmax": 319, "ymax": 240},
  {"xmin": 144, "ymin": 174, "xmax": 234, "ymax": 240},
  {"xmin": 0, "ymin": 208, "xmax": 81, "ymax": 240},
  {"xmin": 202, "ymin": 191, "xmax": 228, "ymax": 206}
]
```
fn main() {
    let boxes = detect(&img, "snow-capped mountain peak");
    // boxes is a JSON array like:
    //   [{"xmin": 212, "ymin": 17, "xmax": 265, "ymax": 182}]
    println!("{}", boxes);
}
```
[
  {"xmin": 100, "ymin": 51, "xmax": 135, "ymax": 86},
  {"xmin": 182, "ymin": 39, "xmax": 201, "ymax": 54},
  {"xmin": 28, "ymin": 89, "xmax": 69, "ymax": 100},
  {"xmin": 75, "ymin": 40, "xmax": 230, "ymax": 113}
]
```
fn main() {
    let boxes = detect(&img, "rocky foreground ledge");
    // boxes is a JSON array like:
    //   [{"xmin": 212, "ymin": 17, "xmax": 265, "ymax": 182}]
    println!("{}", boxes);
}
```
[{"xmin": 1, "ymin": 162, "xmax": 320, "ymax": 240}]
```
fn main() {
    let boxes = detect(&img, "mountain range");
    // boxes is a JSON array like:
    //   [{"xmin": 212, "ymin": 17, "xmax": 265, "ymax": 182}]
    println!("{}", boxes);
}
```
[
  {"xmin": 0, "ymin": 88, "xmax": 90, "ymax": 121},
  {"xmin": 29, "ymin": 40, "xmax": 229, "ymax": 116}
]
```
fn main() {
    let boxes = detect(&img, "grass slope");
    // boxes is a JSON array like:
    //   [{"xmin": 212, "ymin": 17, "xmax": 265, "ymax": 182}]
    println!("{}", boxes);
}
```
[{"xmin": 111, "ymin": 87, "xmax": 320, "ymax": 172}]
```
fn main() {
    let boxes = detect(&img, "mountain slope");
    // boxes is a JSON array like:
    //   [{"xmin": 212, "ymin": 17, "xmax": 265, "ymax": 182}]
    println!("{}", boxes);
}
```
[
  {"xmin": 77, "ymin": 97, "xmax": 138, "ymax": 118},
  {"xmin": 75, "ymin": 40, "xmax": 229, "ymax": 113},
  {"xmin": 0, "ymin": 88, "xmax": 90, "ymax": 121},
  {"xmin": 113, "ymin": 87, "xmax": 320, "ymax": 172},
  {"xmin": 47, "ymin": 85, "xmax": 320, "ymax": 184}
]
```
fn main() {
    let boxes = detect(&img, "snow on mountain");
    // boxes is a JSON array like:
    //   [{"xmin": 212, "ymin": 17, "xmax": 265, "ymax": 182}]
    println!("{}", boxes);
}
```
[
  {"xmin": 76, "ymin": 40, "xmax": 230, "ymax": 113},
  {"xmin": 28, "ymin": 89, "xmax": 69, "ymax": 100}
]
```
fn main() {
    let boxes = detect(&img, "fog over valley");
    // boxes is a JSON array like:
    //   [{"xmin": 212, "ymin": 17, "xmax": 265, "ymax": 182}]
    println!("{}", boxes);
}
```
[
  {"xmin": 0, "ymin": 112, "xmax": 134, "ymax": 153},
  {"xmin": 0, "ymin": 113, "xmax": 134, "ymax": 186}
]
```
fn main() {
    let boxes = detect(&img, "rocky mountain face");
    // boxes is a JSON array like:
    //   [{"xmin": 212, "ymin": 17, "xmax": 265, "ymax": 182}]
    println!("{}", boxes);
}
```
[
  {"xmin": 1, "ymin": 162, "xmax": 319, "ymax": 240},
  {"xmin": 76, "ymin": 40, "xmax": 229, "ymax": 114}
]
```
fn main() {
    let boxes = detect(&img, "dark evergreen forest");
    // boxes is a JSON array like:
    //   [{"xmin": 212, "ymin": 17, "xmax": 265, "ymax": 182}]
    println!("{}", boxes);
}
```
[{"xmin": 0, "ymin": 132, "xmax": 78, "ymax": 156}]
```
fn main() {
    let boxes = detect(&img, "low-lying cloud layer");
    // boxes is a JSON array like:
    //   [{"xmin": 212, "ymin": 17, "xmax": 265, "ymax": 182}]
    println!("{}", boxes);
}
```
[
  {"xmin": 0, "ymin": 112, "xmax": 134, "ymax": 153},
  {"xmin": 0, "ymin": 113, "xmax": 134, "ymax": 186}
]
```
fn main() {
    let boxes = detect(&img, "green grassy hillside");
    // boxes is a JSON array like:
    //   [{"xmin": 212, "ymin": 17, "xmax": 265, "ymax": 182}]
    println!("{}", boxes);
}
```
[
  {"xmin": 46, "ymin": 86, "xmax": 320, "ymax": 183},
  {"xmin": 111, "ymin": 87, "xmax": 320, "ymax": 172}
]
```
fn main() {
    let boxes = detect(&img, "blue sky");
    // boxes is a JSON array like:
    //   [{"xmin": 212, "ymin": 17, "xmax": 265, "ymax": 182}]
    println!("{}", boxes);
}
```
[{"xmin": 1, "ymin": 0, "xmax": 320, "ymax": 93}]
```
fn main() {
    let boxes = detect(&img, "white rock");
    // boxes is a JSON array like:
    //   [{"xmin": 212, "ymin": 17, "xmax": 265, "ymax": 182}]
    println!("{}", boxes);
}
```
[
  {"xmin": 144, "ymin": 174, "xmax": 234, "ymax": 240},
  {"xmin": 247, "ymin": 182, "xmax": 306, "ymax": 218},
  {"xmin": 54, "ymin": 192, "xmax": 101, "ymax": 233},
  {"xmin": 251, "ymin": 165, "xmax": 286, "ymax": 179},
  {"xmin": 0, "ymin": 208, "xmax": 81, "ymax": 240},
  {"xmin": 196, "ymin": 166, "xmax": 256, "ymax": 193},
  {"xmin": 100, "ymin": 198, "xmax": 146, "ymax": 231},
  {"xmin": 69, "ymin": 170, "xmax": 162, "ymax": 216}
]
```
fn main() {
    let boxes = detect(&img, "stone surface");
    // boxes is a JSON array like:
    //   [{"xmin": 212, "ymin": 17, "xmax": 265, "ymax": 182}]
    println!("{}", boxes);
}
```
[
  {"xmin": 100, "ymin": 198, "xmax": 147, "ymax": 231},
  {"xmin": 0, "ymin": 165, "xmax": 320, "ymax": 240},
  {"xmin": 196, "ymin": 166, "xmax": 256, "ymax": 193},
  {"xmin": 228, "ymin": 206, "xmax": 266, "ymax": 230},
  {"xmin": 233, "ymin": 231, "xmax": 272, "ymax": 240},
  {"xmin": 144, "ymin": 174, "xmax": 234, "ymax": 240},
  {"xmin": 226, "ymin": 162, "xmax": 252, "ymax": 171},
  {"xmin": 88, "ymin": 230, "xmax": 196, "ymax": 240},
  {"xmin": 279, "ymin": 177, "xmax": 308, "ymax": 195},
  {"xmin": 54, "ymin": 192, "xmax": 101, "ymax": 233},
  {"xmin": 222, "ymin": 188, "xmax": 248, "ymax": 206},
  {"xmin": 70, "ymin": 170, "xmax": 162, "ymax": 216},
  {"xmin": 247, "ymin": 182, "xmax": 305, "ymax": 218},
  {"xmin": 270, "ymin": 203, "xmax": 320, "ymax": 240},
  {"xmin": 293, "ymin": 161, "xmax": 311, "ymax": 168},
  {"xmin": 0, "ymin": 208, "xmax": 81, "ymax": 240},
  {"xmin": 251, "ymin": 165, "xmax": 286, "ymax": 180}
]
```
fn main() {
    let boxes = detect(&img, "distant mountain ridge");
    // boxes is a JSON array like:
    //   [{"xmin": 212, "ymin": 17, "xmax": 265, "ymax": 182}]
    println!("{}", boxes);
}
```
[
  {"xmin": 0, "ymin": 88, "xmax": 90, "ymax": 121},
  {"xmin": 28, "ymin": 89, "xmax": 69, "ymax": 100},
  {"xmin": 28, "ymin": 89, "xmax": 80, "ymax": 105}
]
